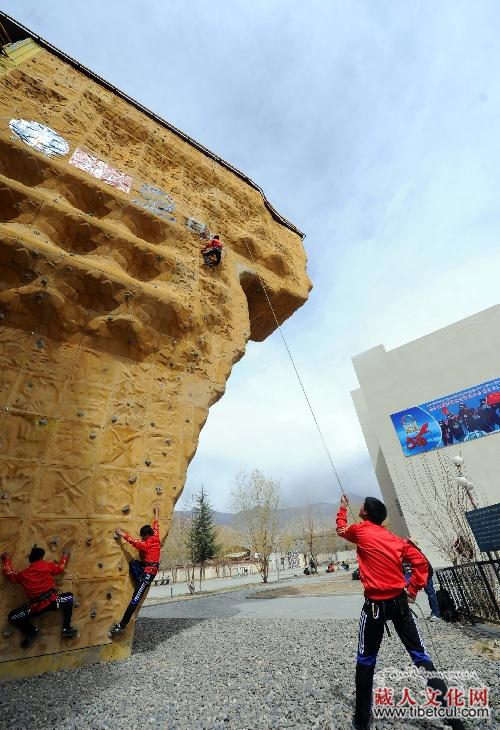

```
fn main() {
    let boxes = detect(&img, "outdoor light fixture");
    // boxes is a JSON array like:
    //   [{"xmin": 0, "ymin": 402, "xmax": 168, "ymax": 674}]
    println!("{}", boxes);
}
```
[{"xmin": 452, "ymin": 455, "xmax": 464, "ymax": 466}]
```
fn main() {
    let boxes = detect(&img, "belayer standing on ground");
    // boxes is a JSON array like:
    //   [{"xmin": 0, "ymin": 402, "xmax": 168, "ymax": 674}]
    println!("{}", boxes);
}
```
[
  {"xmin": 111, "ymin": 505, "xmax": 161, "ymax": 636},
  {"xmin": 336, "ymin": 495, "xmax": 464, "ymax": 730},
  {"xmin": 202, "ymin": 234, "xmax": 223, "ymax": 267},
  {"xmin": 1, "ymin": 547, "xmax": 77, "ymax": 648}
]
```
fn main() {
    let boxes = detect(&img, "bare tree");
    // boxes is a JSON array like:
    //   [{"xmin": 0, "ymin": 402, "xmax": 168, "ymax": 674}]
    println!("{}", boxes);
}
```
[
  {"xmin": 394, "ymin": 451, "xmax": 482, "ymax": 564},
  {"xmin": 231, "ymin": 470, "xmax": 280, "ymax": 583},
  {"xmin": 300, "ymin": 507, "xmax": 318, "ymax": 565}
]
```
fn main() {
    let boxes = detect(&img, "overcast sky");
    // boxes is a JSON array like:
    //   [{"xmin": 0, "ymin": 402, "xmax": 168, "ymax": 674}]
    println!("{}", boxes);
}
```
[{"xmin": 4, "ymin": 1, "xmax": 500, "ymax": 510}]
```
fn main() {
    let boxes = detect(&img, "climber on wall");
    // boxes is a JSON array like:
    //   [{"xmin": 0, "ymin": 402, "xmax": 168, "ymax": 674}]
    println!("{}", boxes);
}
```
[
  {"xmin": 1, "ymin": 547, "xmax": 77, "ymax": 648},
  {"xmin": 110, "ymin": 505, "xmax": 161, "ymax": 636},
  {"xmin": 202, "ymin": 234, "xmax": 223, "ymax": 268}
]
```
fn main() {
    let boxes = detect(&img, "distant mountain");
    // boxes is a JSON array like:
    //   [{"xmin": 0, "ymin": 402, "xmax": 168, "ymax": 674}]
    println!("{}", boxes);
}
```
[{"xmin": 175, "ymin": 495, "xmax": 365, "ymax": 531}]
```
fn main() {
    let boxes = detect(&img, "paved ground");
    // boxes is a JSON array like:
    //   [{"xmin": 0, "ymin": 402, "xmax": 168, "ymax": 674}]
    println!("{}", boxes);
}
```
[
  {"xmin": 1, "ymin": 573, "xmax": 498, "ymax": 729},
  {"xmin": 145, "ymin": 567, "xmax": 305, "ymax": 603},
  {"xmin": 142, "ymin": 573, "xmax": 366, "ymax": 619}
]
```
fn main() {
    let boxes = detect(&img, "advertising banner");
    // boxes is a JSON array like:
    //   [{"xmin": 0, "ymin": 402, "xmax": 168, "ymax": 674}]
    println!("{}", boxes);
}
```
[{"xmin": 390, "ymin": 378, "xmax": 500, "ymax": 457}]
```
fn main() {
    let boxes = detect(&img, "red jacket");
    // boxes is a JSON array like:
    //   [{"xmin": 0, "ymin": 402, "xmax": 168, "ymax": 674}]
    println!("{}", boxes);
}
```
[
  {"xmin": 336, "ymin": 506, "xmax": 428, "ymax": 600},
  {"xmin": 203, "ymin": 238, "xmax": 222, "ymax": 251},
  {"xmin": 122, "ymin": 519, "xmax": 160, "ymax": 574},
  {"xmin": 2, "ymin": 554, "xmax": 69, "ymax": 611}
]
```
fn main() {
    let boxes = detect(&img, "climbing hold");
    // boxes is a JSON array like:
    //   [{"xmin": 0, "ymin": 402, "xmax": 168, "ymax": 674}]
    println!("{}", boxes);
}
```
[
  {"xmin": 97, "ymin": 562, "xmax": 103, "ymax": 569},
  {"xmin": 155, "ymin": 485, "xmax": 163, "ymax": 495},
  {"xmin": 107, "ymin": 316, "xmax": 113, "ymax": 322},
  {"xmin": 49, "ymin": 536, "xmax": 60, "ymax": 546},
  {"xmin": 86, "ymin": 537, "xmax": 92, "ymax": 546},
  {"xmin": 124, "ymin": 292, "xmax": 132, "ymax": 300},
  {"xmin": 0, "ymin": 492, "xmax": 8, "ymax": 501},
  {"xmin": 164, "ymin": 439, "xmax": 171, "ymax": 445},
  {"xmin": 27, "ymin": 382, "xmax": 33, "ymax": 389},
  {"xmin": 90, "ymin": 609, "xmax": 96, "ymax": 619},
  {"xmin": 35, "ymin": 293, "xmax": 44, "ymax": 303},
  {"xmin": 77, "ymin": 410, "xmax": 84, "ymax": 417},
  {"xmin": 2, "ymin": 630, "xmax": 13, "ymax": 639},
  {"xmin": 41, "ymin": 278, "xmax": 48, "ymax": 287},
  {"xmin": 0, "ymin": 313, "xmax": 4, "ymax": 321},
  {"xmin": 111, "ymin": 415, "xmax": 117, "ymax": 423},
  {"xmin": 122, "ymin": 505, "xmax": 130, "ymax": 514},
  {"xmin": 38, "ymin": 418, "xmax": 48, "ymax": 426},
  {"xmin": 128, "ymin": 475, "xmax": 137, "ymax": 484},
  {"xmin": 118, "ymin": 564, "xmax": 123, "ymax": 571},
  {"xmin": 106, "ymin": 592, "xmax": 112, "ymax": 600},
  {"xmin": 36, "ymin": 338, "xmax": 44, "ymax": 349},
  {"xmin": 144, "ymin": 459, "xmax": 151, "ymax": 467},
  {"xmin": 89, "ymin": 432, "xmax": 97, "ymax": 440}
]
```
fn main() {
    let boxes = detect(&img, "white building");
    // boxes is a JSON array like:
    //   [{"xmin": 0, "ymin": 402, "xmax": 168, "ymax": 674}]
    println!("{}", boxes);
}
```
[{"xmin": 351, "ymin": 305, "xmax": 500, "ymax": 567}]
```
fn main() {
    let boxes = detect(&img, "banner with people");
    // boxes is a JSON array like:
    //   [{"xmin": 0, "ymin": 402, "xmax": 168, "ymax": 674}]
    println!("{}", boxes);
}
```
[{"xmin": 390, "ymin": 377, "xmax": 500, "ymax": 456}]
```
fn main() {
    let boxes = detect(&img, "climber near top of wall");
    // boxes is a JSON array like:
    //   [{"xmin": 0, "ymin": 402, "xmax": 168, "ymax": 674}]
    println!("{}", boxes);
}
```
[
  {"xmin": 336, "ymin": 495, "xmax": 465, "ymax": 730},
  {"xmin": 202, "ymin": 234, "xmax": 223, "ymax": 268},
  {"xmin": 1, "ymin": 547, "xmax": 77, "ymax": 648},
  {"xmin": 110, "ymin": 505, "xmax": 161, "ymax": 637}
]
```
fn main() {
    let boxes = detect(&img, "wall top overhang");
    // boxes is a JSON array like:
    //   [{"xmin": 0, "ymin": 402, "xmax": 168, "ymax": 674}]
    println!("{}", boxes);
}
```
[{"xmin": 0, "ymin": 11, "xmax": 304, "ymax": 241}]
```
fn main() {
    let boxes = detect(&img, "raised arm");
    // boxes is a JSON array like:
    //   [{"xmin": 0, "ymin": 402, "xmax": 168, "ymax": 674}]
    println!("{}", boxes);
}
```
[
  {"xmin": 336, "ymin": 496, "xmax": 361, "ymax": 544},
  {"xmin": 1, "ymin": 552, "xmax": 22, "ymax": 584},
  {"xmin": 116, "ymin": 530, "xmax": 148, "ymax": 552},
  {"xmin": 49, "ymin": 551, "xmax": 70, "ymax": 575},
  {"xmin": 153, "ymin": 505, "xmax": 160, "ymax": 538}
]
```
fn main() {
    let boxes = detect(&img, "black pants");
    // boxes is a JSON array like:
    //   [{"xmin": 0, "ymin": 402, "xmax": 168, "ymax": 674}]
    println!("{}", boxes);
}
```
[
  {"xmin": 355, "ymin": 593, "xmax": 450, "ymax": 726},
  {"xmin": 8, "ymin": 593, "xmax": 73, "ymax": 637},
  {"xmin": 203, "ymin": 249, "xmax": 221, "ymax": 266},
  {"xmin": 119, "ymin": 560, "xmax": 155, "ymax": 628}
]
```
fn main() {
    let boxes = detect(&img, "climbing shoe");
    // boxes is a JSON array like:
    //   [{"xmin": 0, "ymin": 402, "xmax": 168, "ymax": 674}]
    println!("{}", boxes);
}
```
[
  {"xmin": 21, "ymin": 628, "xmax": 39, "ymax": 649},
  {"xmin": 61, "ymin": 627, "xmax": 78, "ymax": 639},
  {"xmin": 110, "ymin": 623, "xmax": 125, "ymax": 637}
]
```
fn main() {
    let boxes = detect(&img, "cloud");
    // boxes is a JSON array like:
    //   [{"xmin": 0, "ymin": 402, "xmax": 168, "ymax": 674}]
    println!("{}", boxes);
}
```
[{"xmin": 5, "ymin": 0, "xmax": 500, "ymax": 510}]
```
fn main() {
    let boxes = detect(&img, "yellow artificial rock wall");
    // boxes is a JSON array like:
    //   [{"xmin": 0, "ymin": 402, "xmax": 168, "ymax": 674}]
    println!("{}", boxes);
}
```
[{"xmin": 0, "ymin": 40, "xmax": 310, "ymax": 679}]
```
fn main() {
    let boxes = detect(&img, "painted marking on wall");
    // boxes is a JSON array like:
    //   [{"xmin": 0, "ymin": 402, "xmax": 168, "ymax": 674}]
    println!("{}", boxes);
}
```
[
  {"xmin": 186, "ymin": 217, "xmax": 211, "ymax": 238},
  {"xmin": 132, "ymin": 183, "xmax": 176, "ymax": 221},
  {"xmin": 69, "ymin": 148, "xmax": 132, "ymax": 193},
  {"xmin": 9, "ymin": 119, "xmax": 69, "ymax": 157}
]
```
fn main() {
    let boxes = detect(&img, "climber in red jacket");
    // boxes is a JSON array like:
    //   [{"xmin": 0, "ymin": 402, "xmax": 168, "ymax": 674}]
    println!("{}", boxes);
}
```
[
  {"xmin": 1, "ymin": 547, "xmax": 77, "ymax": 648},
  {"xmin": 202, "ymin": 234, "xmax": 223, "ymax": 267},
  {"xmin": 111, "ymin": 505, "xmax": 161, "ymax": 636},
  {"xmin": 337, "ymin": 495, "xmax": 464, "ymax": 730}
]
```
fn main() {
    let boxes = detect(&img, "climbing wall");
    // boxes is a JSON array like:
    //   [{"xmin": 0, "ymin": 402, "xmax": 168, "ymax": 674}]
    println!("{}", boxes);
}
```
[{"xmin": 0, "ymin": 37, "xmax": 311, "ymax": 679}]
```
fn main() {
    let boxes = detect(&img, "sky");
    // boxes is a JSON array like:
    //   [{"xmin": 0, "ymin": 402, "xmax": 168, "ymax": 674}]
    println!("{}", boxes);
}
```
[{"xmin": 3, "ymin": 1, "xmax": 500, "ymax": 510}]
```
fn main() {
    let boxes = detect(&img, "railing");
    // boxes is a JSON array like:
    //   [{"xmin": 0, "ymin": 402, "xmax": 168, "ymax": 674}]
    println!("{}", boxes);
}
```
[{"xmin": 436, "ymin": 559, "xmax": 500, "ymax": 624}]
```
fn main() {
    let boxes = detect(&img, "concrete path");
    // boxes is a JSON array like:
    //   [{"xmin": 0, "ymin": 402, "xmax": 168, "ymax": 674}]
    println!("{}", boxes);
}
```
[
  {"xmin": 141, "ymin": 571, "xmax": 431, "ymax": 620},
  {"xmin": 145, "ymin": 566, "xmax": 303, "ymax": 603}
]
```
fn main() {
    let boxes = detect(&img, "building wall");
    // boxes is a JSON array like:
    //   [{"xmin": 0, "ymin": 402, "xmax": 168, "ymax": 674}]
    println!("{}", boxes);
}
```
[
  {"xmin": 0, "ymin": 37, "xmax": 310, "ymax": 678},
  {"xmin": 352, "ymin": 305, "xmax": 500, "ymax": 567}
]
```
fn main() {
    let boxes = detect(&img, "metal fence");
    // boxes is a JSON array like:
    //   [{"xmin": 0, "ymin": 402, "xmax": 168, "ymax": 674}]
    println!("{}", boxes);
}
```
[{"xmin": 436, "ymin": 559, "xmax": 500, "ymax": 624}]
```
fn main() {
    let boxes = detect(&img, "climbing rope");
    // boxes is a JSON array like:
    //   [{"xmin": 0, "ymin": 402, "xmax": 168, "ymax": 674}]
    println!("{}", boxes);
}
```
[{"xmin": 241, "ymin": 241, "xmax": 356, "ymax": 519}]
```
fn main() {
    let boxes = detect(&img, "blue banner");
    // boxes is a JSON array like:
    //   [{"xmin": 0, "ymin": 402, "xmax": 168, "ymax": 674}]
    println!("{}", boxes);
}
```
[{"xmin": 390, "ymin": 378, "xmax": 500, "ymax": 456}]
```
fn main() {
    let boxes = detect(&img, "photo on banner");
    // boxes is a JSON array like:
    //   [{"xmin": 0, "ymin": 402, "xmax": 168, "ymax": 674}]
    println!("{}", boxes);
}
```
[{"xmin": 390, "ymin": 377, "xmax": 500, "ymax": 457}]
